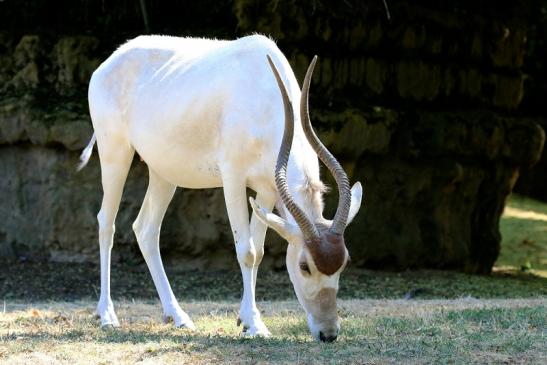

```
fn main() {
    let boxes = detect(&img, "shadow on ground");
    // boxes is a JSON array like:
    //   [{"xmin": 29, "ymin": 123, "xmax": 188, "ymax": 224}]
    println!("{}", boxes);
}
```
[{"xmin": 2, "ymin": 259, "xmax": 546, "ymax": 301}]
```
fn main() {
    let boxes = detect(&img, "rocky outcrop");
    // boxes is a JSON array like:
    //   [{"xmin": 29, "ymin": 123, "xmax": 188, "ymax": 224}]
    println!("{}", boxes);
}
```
[
  {"xmin": 0, "ymin": 144, "xmax": 247, "ymax": 269},
  {"xmin": 232, "ymin": 0, "xmax": 545, "ymax": 273},
  {"xmin": 0, "ymin": 0, "xmax": 545, "ymax": 272},
  {"xmin": 0, "ymin": 98, "xmax": 542, "ymax": 272},
  {"xmin": 318, "ymin": 109, "xmax": 543, "ymax": 272}
]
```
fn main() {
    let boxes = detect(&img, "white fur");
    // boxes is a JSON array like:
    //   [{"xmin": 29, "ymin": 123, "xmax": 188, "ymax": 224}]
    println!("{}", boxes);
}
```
[
  {"xmin": 77, "ymin": 133, "xmax": 96, "ymax": 171},
  {"xmin": 82, "ymin": 34, "xmax": 362, "ymax": 339}
]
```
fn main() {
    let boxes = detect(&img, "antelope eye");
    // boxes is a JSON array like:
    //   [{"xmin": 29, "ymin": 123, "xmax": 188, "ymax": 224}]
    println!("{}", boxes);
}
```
[{"xmin": 299, "ymin": 262, "xmax": 311, "ymax": 274}]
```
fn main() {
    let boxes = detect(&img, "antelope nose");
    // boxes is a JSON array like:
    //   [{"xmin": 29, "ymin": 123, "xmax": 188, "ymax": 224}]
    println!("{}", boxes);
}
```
[{"xmin": 319, "ymin": 331, "xmax": 338, "ymax": 343}]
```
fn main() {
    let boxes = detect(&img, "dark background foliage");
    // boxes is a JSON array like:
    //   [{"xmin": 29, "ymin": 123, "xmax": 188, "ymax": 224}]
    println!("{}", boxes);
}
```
[{"xmin": 0, "ymin": 0, "xmax": 545, "ymax": 273}]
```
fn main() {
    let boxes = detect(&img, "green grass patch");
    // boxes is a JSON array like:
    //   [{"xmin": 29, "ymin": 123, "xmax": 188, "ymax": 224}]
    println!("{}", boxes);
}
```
[{"xmin": 499, "ymin": 194, "xmax": 547, "ymax": 274}]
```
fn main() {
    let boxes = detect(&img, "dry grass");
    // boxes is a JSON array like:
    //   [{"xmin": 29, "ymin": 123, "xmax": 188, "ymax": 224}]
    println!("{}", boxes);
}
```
[{"xmin": 1, "ymin": 298, "xmax": 545, "ymax": 364}]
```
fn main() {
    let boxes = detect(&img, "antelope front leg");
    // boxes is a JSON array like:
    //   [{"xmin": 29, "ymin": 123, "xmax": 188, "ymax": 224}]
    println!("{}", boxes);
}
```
[
  {"xmin": 248, "ymin": 191, "xmax": 276, "ymax": 317},
  {"xmin": 223, "ymin": 176, "xmax": 270, "ymax": 337}
]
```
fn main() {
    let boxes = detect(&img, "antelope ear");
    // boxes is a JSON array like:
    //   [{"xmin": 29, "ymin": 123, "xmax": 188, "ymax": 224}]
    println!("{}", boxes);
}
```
[
  {"xmin": 347, "ymin": 182, "xmax": 363, "ymax": 225},
  {"xmin": 249, "ymin": 197, "xmax": 299, "ymax": 241}
]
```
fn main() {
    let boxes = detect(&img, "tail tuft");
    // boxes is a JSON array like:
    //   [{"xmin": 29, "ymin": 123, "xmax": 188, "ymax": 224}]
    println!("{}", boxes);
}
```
[{"xmin": 77, "ymin": 134, "xmax": 97, "ymax": 171}]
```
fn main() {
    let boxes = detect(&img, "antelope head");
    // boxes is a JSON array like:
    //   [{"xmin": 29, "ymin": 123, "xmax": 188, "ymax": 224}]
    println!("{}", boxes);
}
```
[{"xmin": 250, "ymin": 55, "xmax": 363, "ymax": 342}]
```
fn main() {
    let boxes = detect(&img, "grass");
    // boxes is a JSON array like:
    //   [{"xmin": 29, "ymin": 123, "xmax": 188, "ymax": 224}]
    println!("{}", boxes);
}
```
[
  {"xmin": 1, "ymin": 194, "xmax": 546, "ymax": 364},
  {"xmin": 1, "ymin": 299, "xmax": 546, "ymax": 364},
  {"xmin": 499, "ymin": 194, "xmax": 547, "ymax": 275}
]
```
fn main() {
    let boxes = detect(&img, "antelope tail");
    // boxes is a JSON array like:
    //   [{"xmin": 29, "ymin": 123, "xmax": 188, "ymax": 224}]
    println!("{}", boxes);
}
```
[{"xmin": 77, "ymin": 133, "xmax": 97, "ymax": 171}]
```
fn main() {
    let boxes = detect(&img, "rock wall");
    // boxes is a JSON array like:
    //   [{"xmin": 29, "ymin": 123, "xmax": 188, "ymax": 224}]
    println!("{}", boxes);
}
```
[{"xmin": 0, "ymin": 0, "xmax": 545, "ymax": 273}]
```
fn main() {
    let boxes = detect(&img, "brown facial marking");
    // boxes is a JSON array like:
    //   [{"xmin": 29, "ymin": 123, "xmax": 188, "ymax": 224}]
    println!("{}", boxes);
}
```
[{"xmin": 306, "ymin": 231, "xmax": 346, "ymax": 275}]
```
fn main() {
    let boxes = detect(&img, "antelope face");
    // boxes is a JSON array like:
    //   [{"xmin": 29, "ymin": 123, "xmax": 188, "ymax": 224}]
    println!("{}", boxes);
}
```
[
  {"xmin": 286, "ymin": 228, "xmax": 347, "ymax": 342},
  {"xmin": 251, "ymin": 55, "xmax": 363, "ymax": 341},
  {"xmin": 250, "ymin": 182, "xmax": 362, "ymax": 342}
]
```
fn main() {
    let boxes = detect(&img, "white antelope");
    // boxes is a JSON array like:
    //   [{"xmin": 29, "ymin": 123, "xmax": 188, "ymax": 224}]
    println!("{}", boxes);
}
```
[{"xmin": 79, "ymin": 34, "xmax": 362, "ymax": 342}]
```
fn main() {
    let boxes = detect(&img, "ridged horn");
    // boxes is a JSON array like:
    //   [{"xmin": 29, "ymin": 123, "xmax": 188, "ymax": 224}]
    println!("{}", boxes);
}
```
[
  {"xmin": 267, "ymin": 55, "xmax": 320, "ymax": 240},
  {"xmin": 300, "ymin": 56, "xmax": 351, "ymax": 235}
]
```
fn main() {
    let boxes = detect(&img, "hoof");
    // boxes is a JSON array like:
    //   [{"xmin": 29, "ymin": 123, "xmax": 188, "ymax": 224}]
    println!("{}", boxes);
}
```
[
  {"xmin": 241, "ymin": 326, "xmax": 271, "ymax": 338},
  {"xmin": 175, "ymin": 321, "xmax": 196, "ymax": 331},
  {"xmin": 97, "ymin": 299, "xmax": 119, "ymax": 328},
  {"xmin": 238, "ymin": 317, "xmax": 271, "ymax": 338},
  {"xmin": 97, "ymin": 310, "xmax": 120, "ymax": 328},
  {"xmin": 100, "ymin": 320, "xmax": 120, "ymax": 329},
  {"xmin": 162, "ymin": 313, "xmax": 196, "ymax": 330}
]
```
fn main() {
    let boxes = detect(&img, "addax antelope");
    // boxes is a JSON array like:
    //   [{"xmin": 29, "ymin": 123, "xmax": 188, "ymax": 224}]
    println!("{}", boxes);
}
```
[{"xmin": 79, "ymin": 34, "xmax": 362, "ymax": 342}]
